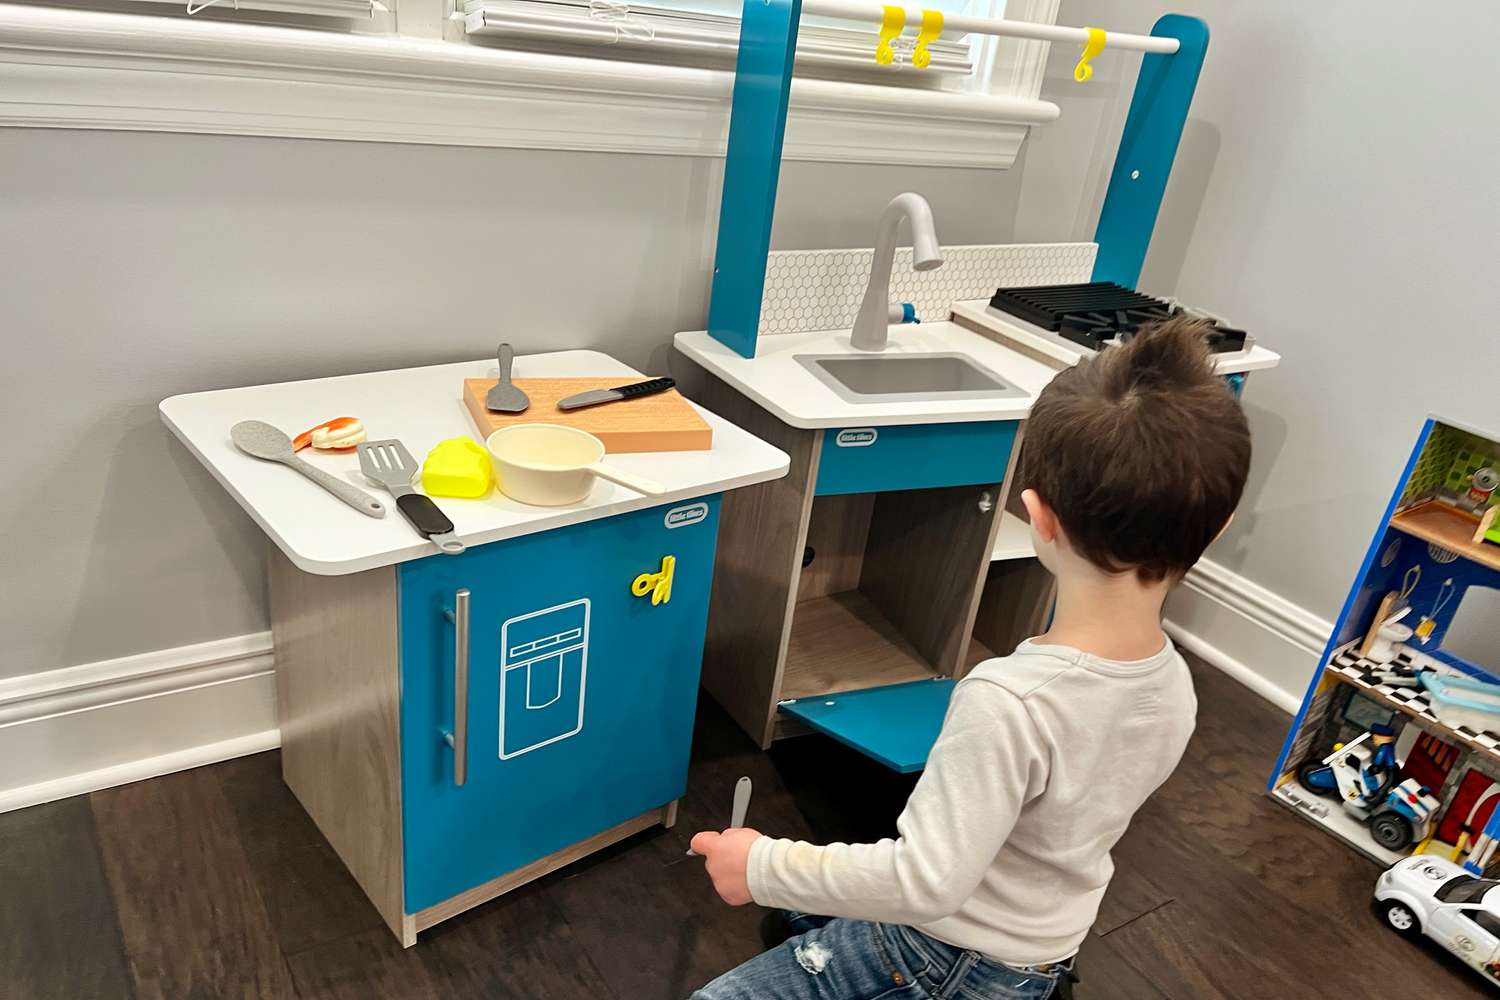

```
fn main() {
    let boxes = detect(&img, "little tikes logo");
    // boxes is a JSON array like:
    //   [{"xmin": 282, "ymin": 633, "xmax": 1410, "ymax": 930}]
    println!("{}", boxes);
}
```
[
  {"xmin": 836, "ymin": 428, "xmax": 878, "ymax": 447},
  {"xmin": 664, "ymin": 502, "xmax": 709, "ymax": 529}
]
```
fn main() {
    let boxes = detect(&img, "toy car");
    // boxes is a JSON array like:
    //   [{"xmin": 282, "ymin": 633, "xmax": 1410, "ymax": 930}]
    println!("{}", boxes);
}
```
[
  {"xmin": 1297, "ymin": 724, "xmax": 1441, "ymax": 850},
  {"xmin": 1375, "ymin": 855, "xmax": 1500, "ymax": 987}
]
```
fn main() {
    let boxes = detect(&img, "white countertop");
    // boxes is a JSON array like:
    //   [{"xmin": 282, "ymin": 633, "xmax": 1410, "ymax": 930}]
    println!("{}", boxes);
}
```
[
  {"xmin": 160, "ymin": 350, "xmax": 789, "ymax": 576},
  {"xmin": 674, "ymin": 322, "xmax": 1059, "ymax": 429},
  {"xmin": 949, "ymin": 300, "xmax": 1283, "ymax": 375}
]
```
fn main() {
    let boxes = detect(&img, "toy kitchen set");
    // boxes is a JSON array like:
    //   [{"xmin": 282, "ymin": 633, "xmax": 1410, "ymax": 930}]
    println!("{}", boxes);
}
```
[
  {"xmin": 674, "ymin": 0, "xmax": 1276, "ymax": 764},
  {"xmin": 159, "ymin": 1, "xmax": 1280, "ymax": 948},
  {"xmin": 163, "ymin": 354, "xmax": 788, "ymax": 945},
  {"xmin": 1271, "ymin": 418, "xmax": 1500, "ymax": 876}
]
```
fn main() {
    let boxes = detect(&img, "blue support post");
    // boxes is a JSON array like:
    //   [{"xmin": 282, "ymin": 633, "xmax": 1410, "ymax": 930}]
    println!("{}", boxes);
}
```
[
  {"xmin": 705, "ymin": 0, "xmax": 802, "ymax": 359},
  {"xmin": 1092, "ymin": 14, "xmax": 1209, "ymax": 289}
]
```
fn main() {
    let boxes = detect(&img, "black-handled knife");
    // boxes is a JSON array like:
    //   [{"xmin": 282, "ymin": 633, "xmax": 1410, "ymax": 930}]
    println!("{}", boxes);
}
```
[{"xmin": 557, "ymin": 377, "xmax": 676, "ymax": 411}]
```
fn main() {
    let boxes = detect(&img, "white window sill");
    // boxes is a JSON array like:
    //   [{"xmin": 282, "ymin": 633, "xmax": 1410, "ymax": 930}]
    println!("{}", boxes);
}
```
[{"xmin": 0, "ymin": 4, "xmax": 1058, "ymax": 167}]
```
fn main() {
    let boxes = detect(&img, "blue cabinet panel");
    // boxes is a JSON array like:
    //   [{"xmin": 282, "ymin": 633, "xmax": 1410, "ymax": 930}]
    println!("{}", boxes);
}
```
[
  {"xmin": 814, "ymin": 421, "xmax": 1016, "ymax": 496},
  {"xmin": 779, "ymin": 678, "xmax": 955, "ymax": 772},
  {"xmin": 398, "ymin": 498, "xmax": 720, "ymax": 912}
]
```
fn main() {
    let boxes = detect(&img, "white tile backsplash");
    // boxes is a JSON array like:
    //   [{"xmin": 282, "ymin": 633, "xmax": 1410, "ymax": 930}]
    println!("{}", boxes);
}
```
[{"xmin": 758, "ymin": 243, "xmax": 1097, "ymax": 336}]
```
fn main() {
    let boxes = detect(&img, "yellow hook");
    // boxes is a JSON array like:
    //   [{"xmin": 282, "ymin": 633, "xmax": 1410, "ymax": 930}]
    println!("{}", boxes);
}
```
[
  {"xmin": 912, "ymin": 9, "xmax": 943, "ymax": 70},
  {"xmin": 876, "ymin": 5, "xmax": 905, "ymax": 66},
  {"xmin": 1075, "ymin": 27, "xmax": 1106, "ymax": 82}
]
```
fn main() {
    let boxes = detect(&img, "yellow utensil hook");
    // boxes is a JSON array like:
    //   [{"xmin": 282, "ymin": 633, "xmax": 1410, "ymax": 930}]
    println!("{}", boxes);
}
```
[
  {"xmin": 1075, "ymin": 27, "xmax": 1106, "ymax": 82},
  {"xmin": 632, "ymin": 555, "xmax": 676, "ymax": 606}
]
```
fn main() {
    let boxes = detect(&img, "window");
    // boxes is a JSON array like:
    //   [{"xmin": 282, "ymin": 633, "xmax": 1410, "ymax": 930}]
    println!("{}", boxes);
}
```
[
  {"xmin": 34, "ymin": 0, "xmax": 391, "ymax": 27},
  {"xmin": 1442, "ymin": 585, "xmax": 1500, "ymax": 673},
  {"xmin": 1437, "ymin": 875, "xmax": 1498, "ymax": 904},
  {"xmin": 1474, "ymin": 909, "xmax": 1500, "ymax": 938},
  {"xmin": 3, "ymin": 0, "xmax": 1060, "ymax": 164},
  {"xmin": 462, "ymin": 0, "xmax": 995, "ymax": 86}
]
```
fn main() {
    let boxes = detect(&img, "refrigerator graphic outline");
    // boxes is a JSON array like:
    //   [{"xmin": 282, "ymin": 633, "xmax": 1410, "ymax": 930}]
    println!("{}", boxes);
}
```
[{"xmin": 498, "ymin": 598, "xmax": 590, "ymax": 760}]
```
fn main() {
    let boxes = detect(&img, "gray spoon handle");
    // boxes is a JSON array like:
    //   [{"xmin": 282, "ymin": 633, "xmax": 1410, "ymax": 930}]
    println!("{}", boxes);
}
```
[{"xmin": 282, "ymin": 455, "xmax": 387, "ymax": 518}]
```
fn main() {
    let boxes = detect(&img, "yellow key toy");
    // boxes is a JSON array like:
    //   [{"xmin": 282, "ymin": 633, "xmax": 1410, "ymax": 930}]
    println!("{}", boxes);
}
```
[{"xmin": 632, "ymin": 555, "xmax": 676, "ymax": 606}]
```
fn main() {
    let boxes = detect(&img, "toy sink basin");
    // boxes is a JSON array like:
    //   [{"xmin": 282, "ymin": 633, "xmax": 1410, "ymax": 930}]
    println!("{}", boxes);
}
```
[
  {"xmin": 794, "ymin": 353, "xmax": 1027, "ymax": 404},
  {"xmin": 1420, "ymin": 670, "xmax": 1500, "ymax": 733}
]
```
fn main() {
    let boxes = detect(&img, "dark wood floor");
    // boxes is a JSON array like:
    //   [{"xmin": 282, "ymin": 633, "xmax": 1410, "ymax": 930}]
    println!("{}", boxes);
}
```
[{"xmin": 1, "ymin": 656, "xmax": 1488, "ymax": 999}]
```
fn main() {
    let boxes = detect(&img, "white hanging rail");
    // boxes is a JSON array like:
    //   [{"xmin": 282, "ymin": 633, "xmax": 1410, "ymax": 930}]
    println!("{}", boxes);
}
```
[{"xmin": 798, "ymin": 0, "xmax": 1180, "ymax": 54}]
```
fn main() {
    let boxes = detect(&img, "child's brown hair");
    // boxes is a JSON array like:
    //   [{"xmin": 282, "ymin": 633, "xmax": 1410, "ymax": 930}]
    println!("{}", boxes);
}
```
[{"xmin": 1017, "ymin": 316, "xmax": 1252, "ymax": 582}]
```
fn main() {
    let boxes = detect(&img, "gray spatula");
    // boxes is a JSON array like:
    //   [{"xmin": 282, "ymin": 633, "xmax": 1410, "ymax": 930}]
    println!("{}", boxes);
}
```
[
  {"xmin": 486, "ymin": 343, "xmax": 530, "ymax": 413},
  {"xmin": 686, "ymin": 776, "xmax": 752, "ymax": 856},
  {"xmin": 230, "ymin": 420, "xmax": 386, "ymax": 518},
  {"xmin": 357, "ymin": 439, "xmax": 465, "ymax": 554}
]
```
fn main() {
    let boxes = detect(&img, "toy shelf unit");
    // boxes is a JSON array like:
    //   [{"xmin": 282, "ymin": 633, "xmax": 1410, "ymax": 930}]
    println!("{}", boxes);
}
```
[{"xmin": 1270, "ymin": 417, "xmax": 1500, "ymax": 871}]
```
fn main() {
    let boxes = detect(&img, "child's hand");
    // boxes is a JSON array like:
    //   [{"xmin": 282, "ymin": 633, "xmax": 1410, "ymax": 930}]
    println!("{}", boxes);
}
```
[{"xmin": 689, "ymin": 827, "xmax": 763, "ymax": 906}]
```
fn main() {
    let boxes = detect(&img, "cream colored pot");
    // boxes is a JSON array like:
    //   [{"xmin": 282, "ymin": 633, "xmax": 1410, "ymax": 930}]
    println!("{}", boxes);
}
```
[{"xmin": 485, "ymin": 424, "xmax": 665, "ymax": 506}]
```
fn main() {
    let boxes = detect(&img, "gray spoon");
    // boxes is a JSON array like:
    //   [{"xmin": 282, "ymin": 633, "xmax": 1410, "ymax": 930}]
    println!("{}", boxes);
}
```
[
  {"xmin": 230, "ymin": 420, "xmax": 387, "ymax": 518},
  {"xmin": 485, "ymin": 343, "xmax": 530, "ymax": 413}
]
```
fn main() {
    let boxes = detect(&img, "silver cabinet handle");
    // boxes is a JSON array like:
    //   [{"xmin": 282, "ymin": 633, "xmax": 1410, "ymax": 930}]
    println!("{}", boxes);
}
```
[{"xmin": 444, "ymin": 588, "xmax": 471, "ymax": 787}]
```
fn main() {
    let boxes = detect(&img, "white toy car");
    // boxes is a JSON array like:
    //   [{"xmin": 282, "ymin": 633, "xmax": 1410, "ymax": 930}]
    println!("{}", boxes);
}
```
[{"xmin": 1375, "ymin": 855, "xmax": 1500, "ymax": 987}]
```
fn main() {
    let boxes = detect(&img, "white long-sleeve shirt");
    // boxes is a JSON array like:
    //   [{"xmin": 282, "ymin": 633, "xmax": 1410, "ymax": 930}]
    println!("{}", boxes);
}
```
[{"xmin": 747, "ymin": 638, "xmax": 1197, "ymax": 964}]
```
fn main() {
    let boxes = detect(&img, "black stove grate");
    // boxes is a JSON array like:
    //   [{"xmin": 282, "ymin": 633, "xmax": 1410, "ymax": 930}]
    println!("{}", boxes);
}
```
[{"xmin": 988, "ymin": 282, "xmax": 1248, "ymax": 354}]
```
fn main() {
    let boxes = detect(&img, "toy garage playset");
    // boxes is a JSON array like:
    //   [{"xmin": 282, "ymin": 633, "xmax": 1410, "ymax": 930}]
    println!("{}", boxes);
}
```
[
  {"xmin": 1270, "ymin": 417, "xmax": 1500, "ymax": 982},
  {"xmin": 1270, "ymin": 417, "xmax": 1500, "ymax": 862}
]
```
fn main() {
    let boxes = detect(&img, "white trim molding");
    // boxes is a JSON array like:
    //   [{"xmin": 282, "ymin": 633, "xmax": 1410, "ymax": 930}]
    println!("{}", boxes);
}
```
[
  {"xmin": 0, "ymin": 632, "xmax": 279, "ymax": 813},
  {"xmin": 1165, "ymin": 557, "xmax": 1334, "ymax": 715},
  {"xmin": 0, "ymin": 4, "xmax": 1057, "ymax": 167},
  {"xmin": 0, "ymin": 557, "xmax": 1331, "ymax": 810}
]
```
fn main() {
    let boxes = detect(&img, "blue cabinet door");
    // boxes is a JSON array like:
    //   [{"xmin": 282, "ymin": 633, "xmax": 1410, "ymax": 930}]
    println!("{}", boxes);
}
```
[
  {"xmin": 779, "ymin": 679, "xmax": 955, "ymax": 773},
  {"xmin": 397, "ymin": 498, "xmax": 721, "ymax": 912}
]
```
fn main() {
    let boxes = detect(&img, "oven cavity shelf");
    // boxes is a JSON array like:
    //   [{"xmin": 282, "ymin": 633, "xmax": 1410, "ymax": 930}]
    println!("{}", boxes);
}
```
[{"xmin": 781, "ymin": 591, "xmax": 996, "ymax": 702}]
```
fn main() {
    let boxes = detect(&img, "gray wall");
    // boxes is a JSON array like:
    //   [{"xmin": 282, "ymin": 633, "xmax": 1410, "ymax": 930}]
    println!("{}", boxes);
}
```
[
  {"xmin": 1018, "ymin": 0, "xmax": 1500, "ymax": 621},
  {"xmin": 7, "ymin": 0, "xmax": 1495, "ymax": 681},
  {"xmin": 0, "ymin": 129, "xmax": 1021, "ymax": 678}
]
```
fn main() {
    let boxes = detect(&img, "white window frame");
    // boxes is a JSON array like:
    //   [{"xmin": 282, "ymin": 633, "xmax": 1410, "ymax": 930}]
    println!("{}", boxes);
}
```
[
  {"xmin": 0, "ymin": 0, "xmax": 1060, "ymax": 168},
  {"xmin": 460, "ymin": 0, "xmax": 980, "ymax": 78}
]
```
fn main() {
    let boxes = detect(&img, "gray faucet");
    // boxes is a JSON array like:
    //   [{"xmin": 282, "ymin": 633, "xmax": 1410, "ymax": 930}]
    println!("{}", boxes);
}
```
[{"xmin": 850, "ymin": 192, "xmax": 944, "ymax": 351}]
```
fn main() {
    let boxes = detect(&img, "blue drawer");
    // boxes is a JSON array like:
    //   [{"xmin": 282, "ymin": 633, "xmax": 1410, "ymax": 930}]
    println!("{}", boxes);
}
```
[{"xmin": 814, "ymin": 421, "xmax": 1017, "ymax": 496}]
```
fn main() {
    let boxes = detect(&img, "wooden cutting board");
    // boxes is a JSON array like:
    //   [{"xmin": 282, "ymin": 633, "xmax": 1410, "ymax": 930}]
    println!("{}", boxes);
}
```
[{"xmin": 462, "ymin": 378, "xmax": 713, "ymax": 453}]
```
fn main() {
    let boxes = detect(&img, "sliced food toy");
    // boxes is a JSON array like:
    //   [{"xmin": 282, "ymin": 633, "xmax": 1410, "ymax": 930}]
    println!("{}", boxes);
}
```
[
  {"xmin": 422, "ymin": 437, "xmax": 494, "ymax": 499},
  {"xmin": 292, "ymin": 417, "xmax": 367, "ymax": 452}
]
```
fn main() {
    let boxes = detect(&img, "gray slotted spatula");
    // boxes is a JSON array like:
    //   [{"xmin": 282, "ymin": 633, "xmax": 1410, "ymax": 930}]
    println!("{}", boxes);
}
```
[
  {"xmin": 357, "ymin": 440, "xmax": 465, "ymax": 555},
  {"xmin": 485, "ymin": 343, "xmax": 530, "ymax": 413}
]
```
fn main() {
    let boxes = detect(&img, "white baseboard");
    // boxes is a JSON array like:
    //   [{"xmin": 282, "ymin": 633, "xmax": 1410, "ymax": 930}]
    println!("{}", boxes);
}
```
[
  {"xmin": 1165, "ymin": 557, "xmax": 1333, "ymax": 715},
  {"xmin": 0, "ymin": 633, "xmax": 280, "ymax": 813},
  {"xmin": 0, "ymin": 558, "xmax": 1326, "ymax": 812}
]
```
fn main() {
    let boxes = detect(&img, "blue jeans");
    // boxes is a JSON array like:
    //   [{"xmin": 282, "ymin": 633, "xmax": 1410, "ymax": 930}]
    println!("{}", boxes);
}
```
[{"xmin": 692, "ymin": 913, "xmax": 1067, "ymax": 1000}]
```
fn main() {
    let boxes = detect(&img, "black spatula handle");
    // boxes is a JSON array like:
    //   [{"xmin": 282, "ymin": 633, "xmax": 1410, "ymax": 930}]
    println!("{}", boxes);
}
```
[{"xmin": 397, "ymin": 494, "xmax": 455, "ymax": 538}]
